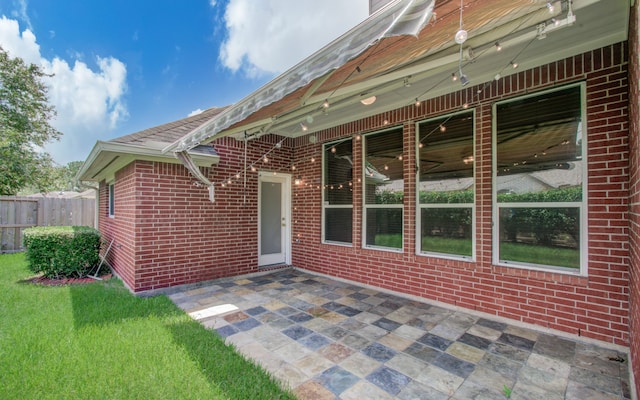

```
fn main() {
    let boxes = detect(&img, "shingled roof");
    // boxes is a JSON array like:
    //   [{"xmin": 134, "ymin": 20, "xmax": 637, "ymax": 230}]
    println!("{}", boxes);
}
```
[{"xmin": 112, "ymin": 106, "xmax": 228, "ymax": 146}]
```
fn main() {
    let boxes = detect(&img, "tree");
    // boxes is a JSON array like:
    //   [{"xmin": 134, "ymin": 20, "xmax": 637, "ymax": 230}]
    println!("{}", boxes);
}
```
[{"xmin": 0, "ymin": 47, "xmax": 62, "ymax": 195}]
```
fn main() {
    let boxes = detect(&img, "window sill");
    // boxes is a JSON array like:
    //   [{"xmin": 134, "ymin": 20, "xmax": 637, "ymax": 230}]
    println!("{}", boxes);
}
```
[{"xmin": 493, "ymin": 263, "xmax": 588, "ymax": 286}]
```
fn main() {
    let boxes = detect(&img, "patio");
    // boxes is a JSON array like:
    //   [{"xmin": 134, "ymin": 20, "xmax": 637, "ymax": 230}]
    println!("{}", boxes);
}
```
[{"xmin": 166, "ymin": 269, "xmax": 631, "ymax": 399}]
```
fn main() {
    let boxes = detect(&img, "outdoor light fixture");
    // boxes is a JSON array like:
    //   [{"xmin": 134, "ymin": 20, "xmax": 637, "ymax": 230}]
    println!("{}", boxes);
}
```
[
  {"xmin": 360, "ymin": 95, "xmax": 377, "ymax": 105},
  {"xmin": 322, "ymin": 99, "xmax": 330, "ymax": 108},
  {"xmin": 300, "ymin": 122, "xmax": 308, "ymax": 132},
  {"xmin": 511, "ymin": 61, "xmax": 519, "ymax": 69},
  {"xmin": 546, "ymin": 2, "xmax": 554, "ymax": 13},
  {"xmin": 495, "ymin": 41, "xmax": 502, "ymax": 51},
  {"xmin": 454, "ymin": 29, "xmax": 468, "ymax": 44},
  {"xmin": 459, "ymin": 73, "xmax": 470, "ymax": 86},
  {"xmin": 451, "ymin": 73, "xmax": 458, "ymax": 81}
]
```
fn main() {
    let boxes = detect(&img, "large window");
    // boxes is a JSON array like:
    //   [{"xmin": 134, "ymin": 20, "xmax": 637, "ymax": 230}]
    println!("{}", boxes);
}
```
[
  {"xmin": 363, "ymin": 128, "xmax": 403, "ymax": 250},
  {"xmin": 322, "ymin": 139, "xmax": 353, "ymax": 244},
  {"xmin": 108, "ymin": 183, "xmax": 115, "ymax": 217},
  {"xmin": 417, "ymin": 111, "xmax": 474, "ymax": 259},
  {"xmin": 493, "ymin": 84, "xmax": 586, "ymax": 272}
]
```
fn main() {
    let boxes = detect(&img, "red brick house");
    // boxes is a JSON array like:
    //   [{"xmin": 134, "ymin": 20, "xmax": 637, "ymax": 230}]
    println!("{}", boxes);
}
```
[{"xmin": 79, "ymin": 0, "xmax": 640, "ymax": 393}]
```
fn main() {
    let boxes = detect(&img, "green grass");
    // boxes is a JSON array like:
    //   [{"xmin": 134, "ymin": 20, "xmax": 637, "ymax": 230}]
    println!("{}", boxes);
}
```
[
  {"xmin": 0, "ymin": 253, "xmax": 295, "ymax": 400},
  {"xmin": 499, "ymin": 242, "xmax": 579, "ymax": 269},
  {"xmin": 421, "ymin": 236, "xmax": 472, "ymax": 257},
  {"xmin": 373, "ymin": 234, "xmax": 403, "ymax": 248}
]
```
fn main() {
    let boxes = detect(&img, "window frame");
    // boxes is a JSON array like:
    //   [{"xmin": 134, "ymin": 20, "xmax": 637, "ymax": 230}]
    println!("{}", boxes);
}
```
[
  {"xmin": 362, "ymin": 127, "xmax": 404, "ymax": 253},
  {"xmin": 492, "ymin": 82, "xmax": 588, "ymax": 275},
  {"xmin": 322, "ymin": 139, "xmax": 354, "ymax": 246},
  {"xmin": 415, "ymin": 109, "xmax": 476, "ymax": 261},
  {"xmin": 108, "ymin": 182, "xmax": 115, "ymax": 218}
]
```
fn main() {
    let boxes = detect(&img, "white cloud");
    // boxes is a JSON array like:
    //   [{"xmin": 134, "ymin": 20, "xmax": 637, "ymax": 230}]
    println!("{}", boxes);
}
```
[
  {"xmin": 188, "ymin": 108, "xmax": 204, "ymax": 117},
  {"xmin": 218, "ymin": 0, "xmax": 368, "ymax": 77},
  {"xmin": 0, "ymin": 16, "xmax": 128, "ymax": 164}
]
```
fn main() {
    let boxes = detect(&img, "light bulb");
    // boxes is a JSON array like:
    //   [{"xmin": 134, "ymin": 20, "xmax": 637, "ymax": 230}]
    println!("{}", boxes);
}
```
[
  {"xmin": 495, "ymin": 42, "xmax": 502, "ymax": 51},
  {"xmin": 300, "ymin": 122, "xmax": 308, "ymax": 132},
  {"xmin": 546, "ymin": 2, "xmax": 554, "ymax": 13},
  {"xmin": 451, "ymin": 73, "xmax": 458, "ymax": 81},
  {"xmin": 415, "ymin": 98, "xmax": 421, "ymax": 107},
  {"xmin": 330, "ymin": 146, "xmax": 336, "ymax": 153},
  {"xmin": 322, "ymin": 99, "xmax": 330, "ymax": 108},
  {"xmin": 454, "ymin": 29, "xmax": 468, "ymax": 44},
  {"xmin": 511, "ymin": 61, "xmax": 518, "ymax": 69},
  {"xmin": 439, "ymin": 124, "xmax": 446, "ymax": 132}
]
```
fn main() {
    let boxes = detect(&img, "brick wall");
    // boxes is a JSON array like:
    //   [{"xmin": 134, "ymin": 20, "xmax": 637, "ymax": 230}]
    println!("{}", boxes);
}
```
[
  {"xmin": 98, "ymin": 42, "xmax": 630, "ymax": 346},
  {"xmin": 99, "ymin": 136, "xmax": 294, "ymax": 292},
  {"xmin": 627, "ymin": 0, "xmax": 640, "ymax": 394},
  {"xmin": 291, "ymin": 43, "xmax": 630, "ymax": 346}
]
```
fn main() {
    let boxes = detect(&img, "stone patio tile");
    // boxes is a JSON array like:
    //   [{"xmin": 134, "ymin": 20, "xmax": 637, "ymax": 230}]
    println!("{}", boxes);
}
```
[
  {"xmin": 415, "ymin": 364, "xmax": 464, "ymax": 395},
  {"xmin": 450, "ymin": 378, "xmax": 508, "ymax": 400},
  {"xmin": 511, "ymin": 379, "xmax": 564, "ymax": 400},
  {"xmin": 318, "ymin": 342, "xmax": 354, "ymax": 363},
  {"xmin": 478, "ymin": 352, "xmax": 524, "ymax": 380},
  {"xmin": 361, "ymin": 342, "xmax": 397, "ymax": 362},
  {"xmin": 318, "ymin": 311, "xmax": 348, "ymax": 324},
  {"xmin": 366, "ymin": 366, "xmax": 411, "ymax": 395},
  {"xmin": 487, "ymin": 341, "xmax": 531, "ymax": 363},
  {"xmin": 432, "ymin": 352, "xmax": 476, "ymax": 379},
  {"xmin": 497, "ymin": 332, "xmax": 536, "ymax": 351},
  {"xmin": 298, "ymin": 333, "xmax": 331, "ymax": 351},
  {"xmin": 215, "ymin": 324, "xmax": 238, "ymax": 338},
  {"xmin": 565, "ymin": 380, "xmax": 621, "ymax": 400},
  {"xmin": 446, "ymin": 341, "xmax": 486, "ymax": 364},
  {"xmin": 393, "ymin": 324, "xmax": 427, "ymax": 341},
  {"xmin": 467, "ymin": 324, "xmax": 503, "ymax": 341},
  {"xmin": 316, "ymin": 365, "xmax": 360, "ymax": 395},
  {"xmin": 504, "ymin": 325, "xmax": 539, "ymax": 342},
  {"xmin": 527, "ymin": 352, "xmax": 571, "ymax": 378},
  {"xmin": 403, "ymin": 341, "xmax": 441, "ymax": 363},
  {"xmin": 356, "ymin": 324, "xmax": 388, "ymax": 341},
  {"xmin": 341, "ymin": 380, "xmax": 395, "ymax": 400},
  {"xmin": 296, "ymin": 292, "xmax": 330, "ymax": 306},
  {"xmin": 293, "ymin": 353, "xmax": 335, "ymax": 377},
  {"xmin": 466, "ymin": 365, "xmax": 516, "ymax": 394},
  {"xmin": 417, "ymin": 332, "xmax": 453, "ymax": 351},
  {"xmin": 377, "ymin": 332, "xmax": 413, "ymax": 352},
  {"xmin": 263, "ymin": 299, "xmax": 288, "ymax": 310},
  {"xmin": 223, "ymin": 311, "xmax": 250, "ymax": 323},
  {"xmin": 293, "ymin": 380, "xmax": 336, "ymax": 400},
  {"xmin": 276, "ymin": 341, "xmax": 313, "ymax": 363},
  {"xmin": 386, "ymin": 353, "xmax": 428, "ymax": 379},
  {"xmin": 233, "ymin": 316, "xmax": 261, "ymax": 332},
  {"xmin": 573, "ymin": 343, "xmax": 622, "ymax": 376},
  {"xmin": 302, "ymin": 316, "xmax": 333, "ymax": 332},
  {"xmin": 340, "ymin": 351, "xmax": 382, "ymax": 378},
  {"xmin": 517, "ymin": 364, "xmax": 568, "ymax": 393},
  {"xmin": 338, "ymin": 318, "xmax": 367, "ymax": 332},
  {"xmin": 429, "ymin": 323, "xmax": 465, "ymax": 341},
  {"xmin": 372, "ymin": 317, "xmax": 403, "ymax": 332},
  {"xmin": 225, "ymin": 331, "xmax": 254, "ymax": 347},
  {"xmin": 457, "ymin": 332, "xmax": 492, "ymax": 350},
  {"xmin": 476, "ymin": 317, "xmax": 508, "ymax": 331},
  {"xmin": 352, "ymin": 311, "xmax": 381, "ymax": 324},
  {"xmin": 398, "ymin": 380, "xmax": 449, "ymax": 400},
  {"xmin": 569, "ymin": 365, "xmax": 623, "ymax": 395},
  {"xmin": 320, "ymin": 325, "xmax": 350, "ymax": 341},
  {"xmin": 340, "ymin": 332, "xmax": 371, "ymax": 351},
  {"xmin": 273, "ymin": 363, "xmax": 309, "ymax": 390},
  {"xmin": 282, "ymin": 325, "xmax": 314, "ymax": 340}
]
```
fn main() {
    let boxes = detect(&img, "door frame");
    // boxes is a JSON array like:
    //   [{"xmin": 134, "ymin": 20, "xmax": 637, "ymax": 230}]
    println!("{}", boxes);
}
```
[{"xmin": 257, "ymin": 172, "xmax": 292, "ymax": 266}]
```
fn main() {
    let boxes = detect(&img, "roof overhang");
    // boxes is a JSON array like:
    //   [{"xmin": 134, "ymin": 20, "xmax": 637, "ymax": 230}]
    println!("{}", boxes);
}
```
[
  {"xmin": 165, "ymin": 0, "xmax": 628, "ymax": 151},
  {"xmin": 77, "ymin": 140, "xmax": 219, "ymax": 183}
]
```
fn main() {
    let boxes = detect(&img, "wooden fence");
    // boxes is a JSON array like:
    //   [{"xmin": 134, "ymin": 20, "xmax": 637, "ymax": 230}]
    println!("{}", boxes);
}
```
[{"xmin": 0, "ymin": 196, "xmax": 96, "ymax": 253}]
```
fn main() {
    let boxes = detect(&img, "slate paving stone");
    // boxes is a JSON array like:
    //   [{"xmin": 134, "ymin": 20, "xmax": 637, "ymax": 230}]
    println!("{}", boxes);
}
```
[
  {"xmin": 404, "ymin": 342, "xmax": 441, "ymax": 363},
  {"xmin": 497, "ymin": 332, "xmax": 536, "ymax": 351},
  {"xmin": 366, "ymin": 366, "xmax": 411, "ymax": 395},
  {"xmin": 458, "ymin": 332, "xmax": 492, "ymax": 350},
  {"xmin": 215, "ymin": 324, "xmax": 238, "ymax": 338},
  {"xmin": 316, "ymin": 365, "xmax": 360, "ymax": 395},
  {"xmin": 298, "ymin": 333, "xmax": 331, "ymax": 351},
  {"xmin": 170, "ymin": 268, "xmax": 630, "ymax": 400},
  {"xmin": 245, "ymin": 306, "xmax": 267, "ymax": 316},
  {"xmin": 282, "ymin": 325, "xmax": 314, "ymax": 340},
  {"xmin": 233, "ymin": 317, "xmax": 261, "ymax": 332},
  {"xmin": 432, "ymin": 352, "xmax": 476, "ymax": 379},
  {"xmin": 361, "ymin": 342, "xmax": 397, "ymax": 362},
  {"xmin": 476, "ymin": 317, "xmax": 508, "ymax": 331},
  {"xmin": 288, "ymin": 312, "xmax": 314, "ymax": 323},
  {"xmin": 417, "ymin": 332, "xmax": 453, "ymax": 351},
  {"xmin": 373, "ymin": 317, "xmax": 402, "ymax": 332},
  {"xmin": 349, "ymin": 292, "xmax": 370, "ymax": 300}
]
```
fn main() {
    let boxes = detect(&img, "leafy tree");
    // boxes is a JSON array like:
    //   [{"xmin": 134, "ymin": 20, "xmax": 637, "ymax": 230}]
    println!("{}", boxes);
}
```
[{"xmin": 0, "ymin": 47, "xmax": 62, "ymax": 195}]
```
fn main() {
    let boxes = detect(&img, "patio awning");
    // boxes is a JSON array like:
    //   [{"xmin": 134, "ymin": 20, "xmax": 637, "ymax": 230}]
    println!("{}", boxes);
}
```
[{"xmin": 163, "ymin": 0, "xmax": 435, "ymax": 153}]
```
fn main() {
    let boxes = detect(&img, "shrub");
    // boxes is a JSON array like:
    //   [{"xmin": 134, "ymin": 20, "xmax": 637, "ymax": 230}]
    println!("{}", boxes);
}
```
[{"xmin": 23, "ymin": 226, "xmax": 101, "ymax": 278}]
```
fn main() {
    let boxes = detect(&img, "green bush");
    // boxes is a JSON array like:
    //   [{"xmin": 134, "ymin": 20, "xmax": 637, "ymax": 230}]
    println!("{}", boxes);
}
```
[{"xmin": 23, "ymin": 226, "xmax": 101, "ymax": 278}]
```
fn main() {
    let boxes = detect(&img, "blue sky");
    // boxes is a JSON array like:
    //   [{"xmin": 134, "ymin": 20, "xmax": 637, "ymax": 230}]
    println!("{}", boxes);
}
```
[{"xmin": 0, "ymin": 0, "xmax": 368, "ymax": 164}]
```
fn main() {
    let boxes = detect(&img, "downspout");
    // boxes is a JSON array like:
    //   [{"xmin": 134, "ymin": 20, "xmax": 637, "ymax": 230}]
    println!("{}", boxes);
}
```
[{"xmin": 175, "ymin": 151, "xmax": 216, "ymax": 203}]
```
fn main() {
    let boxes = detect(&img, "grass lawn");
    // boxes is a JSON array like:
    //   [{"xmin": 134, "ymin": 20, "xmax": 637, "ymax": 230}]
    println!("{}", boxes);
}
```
[
  {"xmin": 500, "ymin": 242, "xmax": 579, "ymax": 269},
  {"xmin": 421, "ymin": 236, "xmax": 472, "ymax": 257},
  {"xmin": 0, "ymin": 253, "xmax": 295, "ymax": 400}
]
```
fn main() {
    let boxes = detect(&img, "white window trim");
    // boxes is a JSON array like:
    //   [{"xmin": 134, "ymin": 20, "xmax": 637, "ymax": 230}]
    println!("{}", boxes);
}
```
[
  {"xmin": 491, "ymin": 82, "xmax": 588, "ymax": 275},
  {"xmin": 322, "ymin": 139, "xmax": 354, "ymax": 246},
  {"xmin": 415, "ymin": 110, "xmax": 476, "ymax": 262}
]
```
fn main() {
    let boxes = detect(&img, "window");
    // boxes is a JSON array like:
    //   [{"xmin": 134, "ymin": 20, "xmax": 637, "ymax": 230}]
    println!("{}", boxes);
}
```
[
  {"xmin": 417, "ymin": 111, "xmax": 474, "ymax": 259},
  {"xmin": 322, "ymin": 139, "xmax": 353, "ymax": 244},
  {"xmin": 494, "ymin": 84, "xmax": 586, "ymax": 272},
  {"xmin": 108, "ymin": 183, "xmax": 115, "ymax": 217},
  {"xmin": 363, "ymin": 128, "xmax": 403, "ymax": 250}
]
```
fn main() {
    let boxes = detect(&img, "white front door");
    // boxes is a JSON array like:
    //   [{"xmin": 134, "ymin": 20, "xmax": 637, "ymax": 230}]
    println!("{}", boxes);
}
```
[{"xmin": 258, "ymin": 173, "xmax": 291, "ymax": 266}]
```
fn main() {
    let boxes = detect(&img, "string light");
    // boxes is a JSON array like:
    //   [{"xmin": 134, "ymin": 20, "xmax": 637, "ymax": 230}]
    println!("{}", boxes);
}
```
[
  {"xmin": 439, "ymin": 124, "xmax": 446, "ymax": 132},
  {"xmin": 546, "ymin": 2, "xmax": 554, "ymax": 13},
  {"xmin": 291, "ymin": 165, "xmax": 296, "ymax": 170},
  {"xmin": 322, "ymin": 99, "xmax": 330, "ymax": 109},
  {"xmin": 415, "ymin": 98, "xmax": 421, "ymax": 107},
  {"xmin": 511, "ymin": 61, "xmax": 519, "ymax": 69},
  {"xmin": 495, "ymin": 42, "xmax": 502, "ymax": 51},
  {"xmin": 383, "ymin": 118, "xmax": 389, "ymax": 125},
  {"xmin": 263, "ymin": 156, "xmax": 269, "ymax": 163},
  {"xmin": 451, "ymin": 73, "xmax": 458, "ymax": 81},
  {"xmin": 300, "ymin": 122, "xmax": 308, "ymax": 132},
  {"xmin": 310, "ymin": 157, "xmax": 315, "ymax": 162},
  {"xmin": 330, "ymin": 146, "xmax": 337, "ymax": 153}
]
